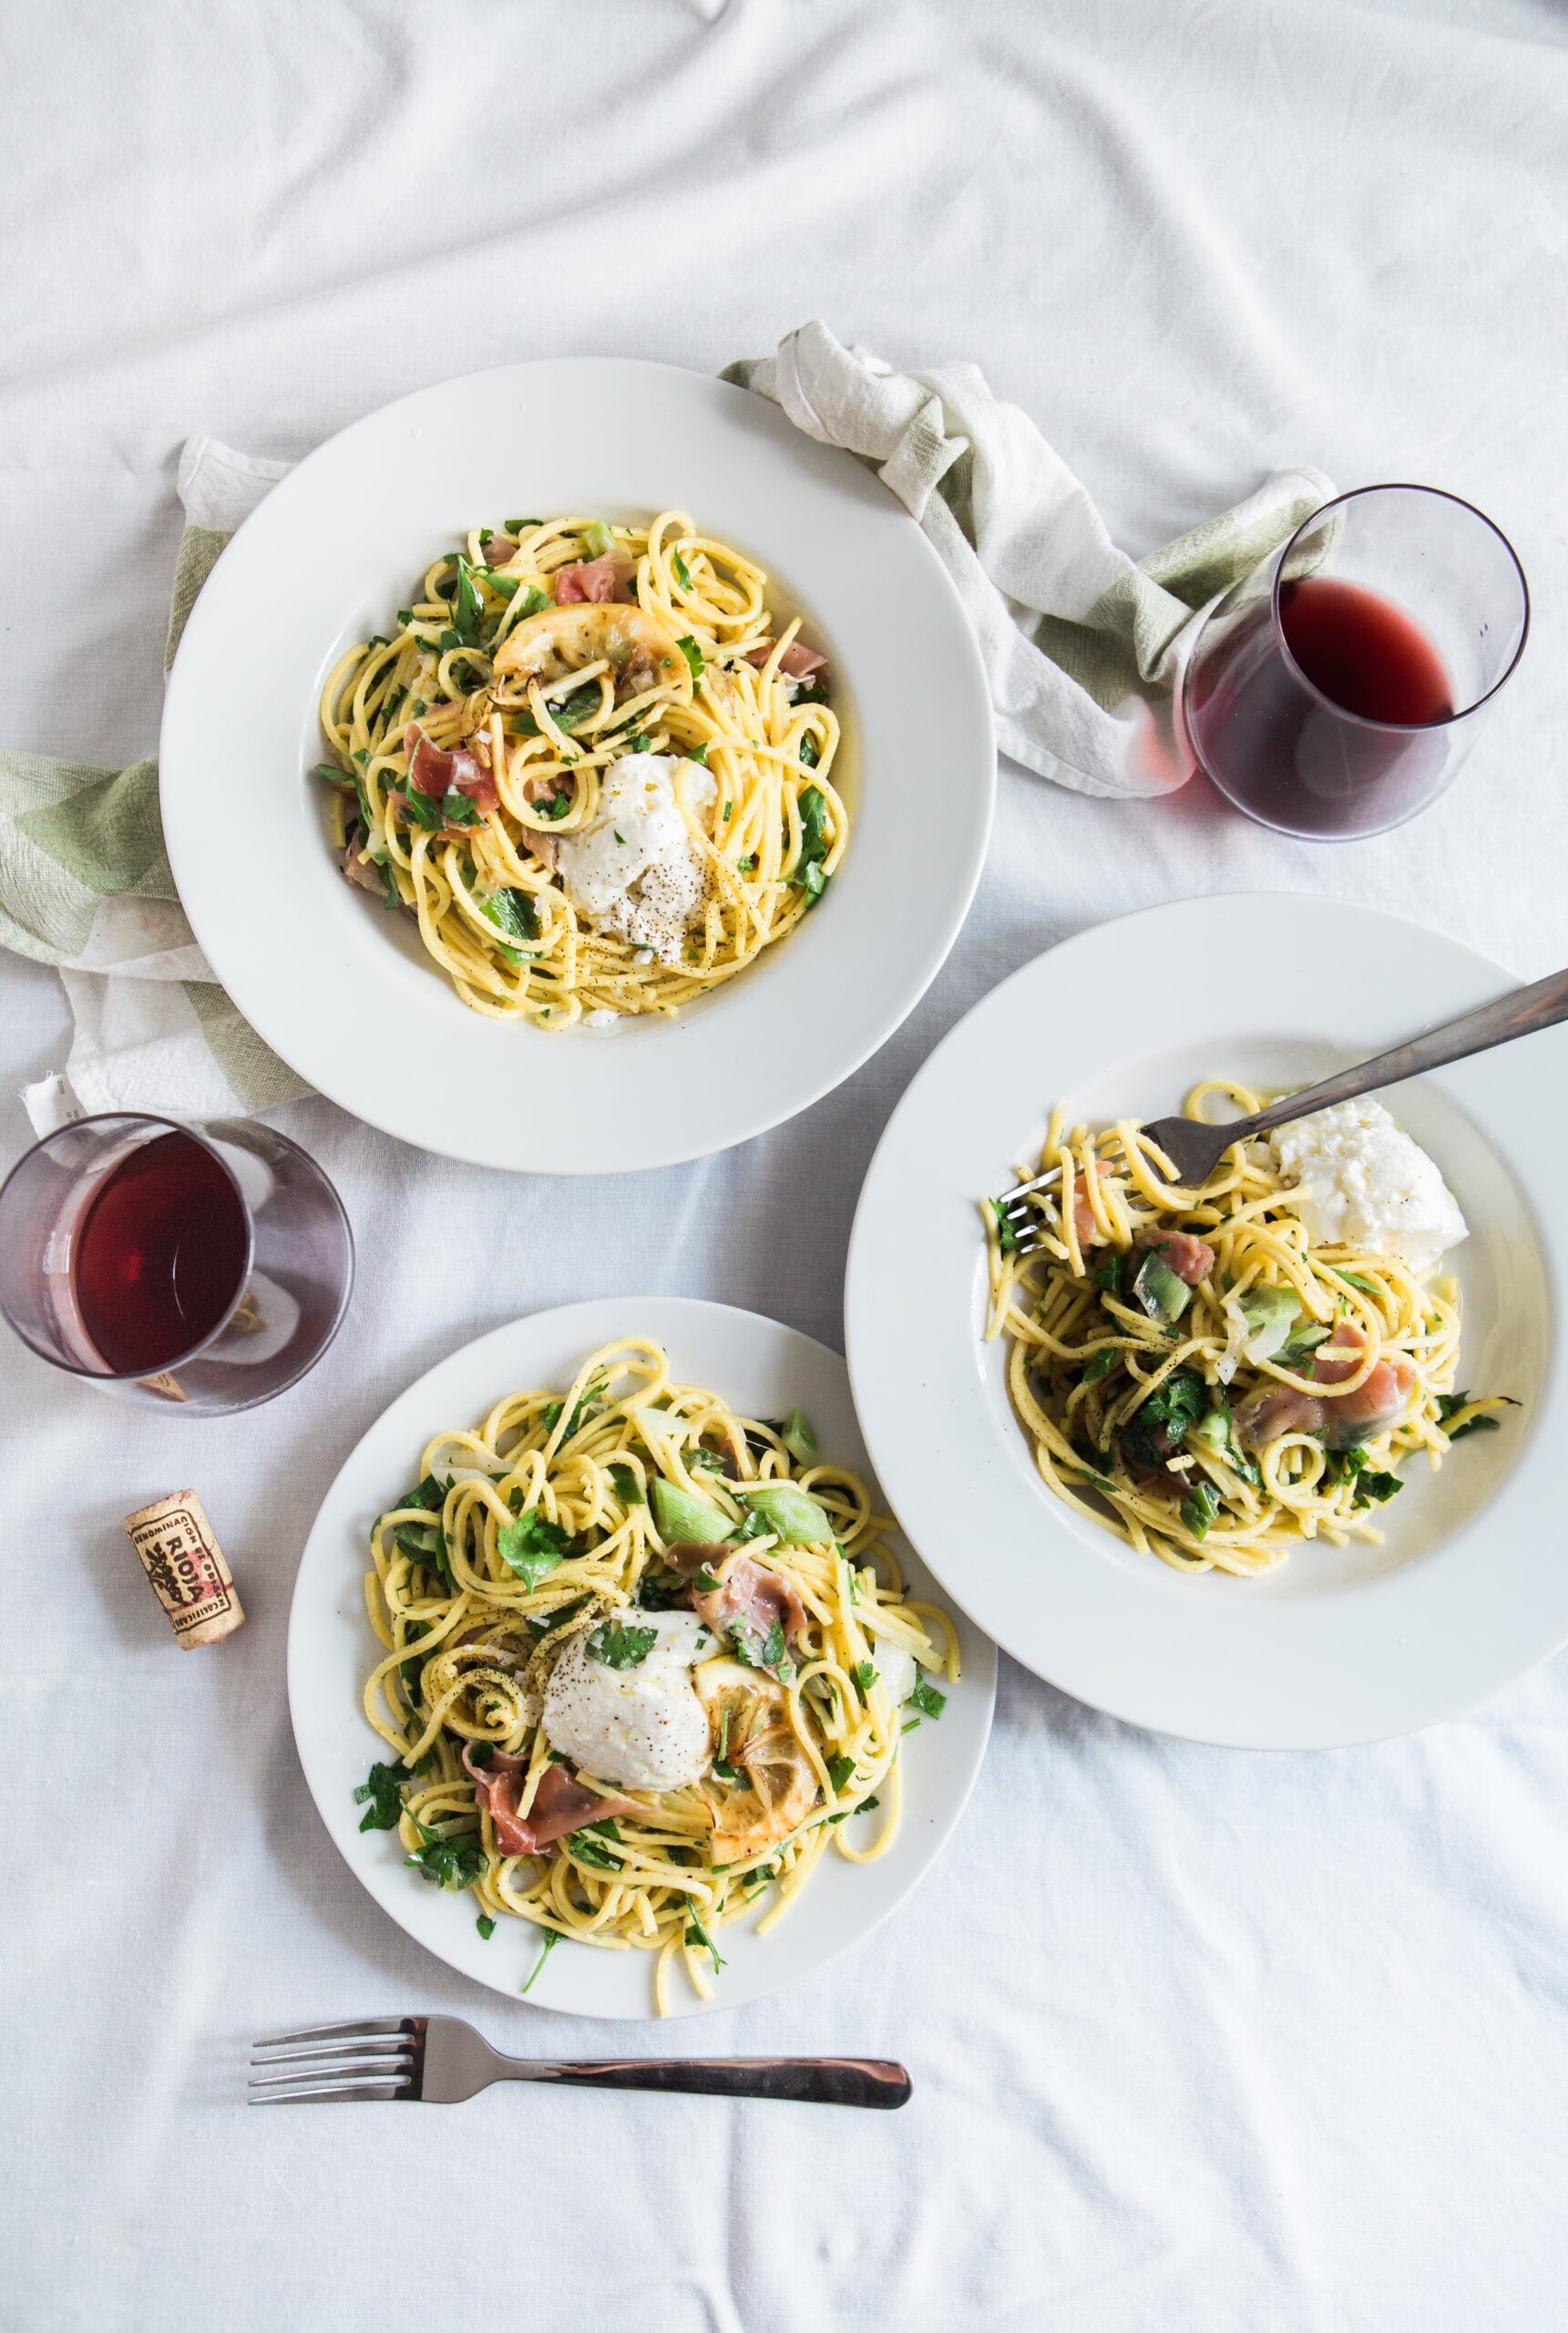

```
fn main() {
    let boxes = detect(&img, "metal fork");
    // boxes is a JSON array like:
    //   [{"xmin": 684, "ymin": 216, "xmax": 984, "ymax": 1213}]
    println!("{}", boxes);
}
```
[
  {"xmin": 994, "ymin": 962, "xmax": 1568, "ymax": 1258},
  {"xmin": 250, "ymin": 2016, "xmax": 911, "ymax": 2108}
]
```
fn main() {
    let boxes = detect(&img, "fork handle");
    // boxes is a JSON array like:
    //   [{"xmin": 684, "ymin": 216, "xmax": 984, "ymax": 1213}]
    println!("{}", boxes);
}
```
[
  {"xmin": 1240, "ymin": 963, "xmax": 1568, "ymax": 1140},
  {"xmin": 504, "ymin": 2055, "xmax": 910, "ymax": 2109}
]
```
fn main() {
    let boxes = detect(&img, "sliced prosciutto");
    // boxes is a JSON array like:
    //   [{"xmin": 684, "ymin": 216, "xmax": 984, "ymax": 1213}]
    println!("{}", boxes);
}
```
[
  {"xmin": 1309, "ymin": 1321, "xmax": 1418, "ymax": 1447},
  {"xmin": 1071, "ymin": 1159, "xmax": 1113, "ymax": 1249},
  {"xmin": 463, "ymin": 1744, "xmax": 633, "ymax": 1855},
  {"xmin": 1135, "ymin": 1229, "xmax": 1215, "ymax": 1284},
  {"xmin": 554, "ymin": 554, "xmax": 637, "ymax": 605},
  {"xmin": 1235, "ymin": 1322, "xmax": 1419, "ymax": 1452},
  {"xmin": 682, "ymin": 1549, "xmax": 806, "ymax": 1658},
  {"xmin": 402, "ymin": 720, "xmax": 499, "ymax": 817},
  {"xmin": 746, "ymin": 638, "xmax": 829, "ymax": 683}
]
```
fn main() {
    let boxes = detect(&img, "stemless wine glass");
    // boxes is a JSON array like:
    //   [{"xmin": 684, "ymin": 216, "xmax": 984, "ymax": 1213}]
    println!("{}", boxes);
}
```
[
  {"xmin": 1181, "ymin": 484, "xmax": 1529, "ymax": 839},
  {"xmin": 0, "ymin": 1114, "xmax": 354, "ymax": 1414}
]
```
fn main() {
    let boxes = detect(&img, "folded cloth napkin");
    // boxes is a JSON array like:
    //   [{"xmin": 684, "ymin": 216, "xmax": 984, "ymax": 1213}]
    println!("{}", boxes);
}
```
[
  {"xmin": 5, "ymin": 438, "xmax": 305, "ymax": 1134},
  {"xmin": 2, "ymin": 326, "xmax": 1334, "ymax": 1133},
  {"xmin": 725, "ymin": 322, "xmax": 1334, "ymax": 799}
]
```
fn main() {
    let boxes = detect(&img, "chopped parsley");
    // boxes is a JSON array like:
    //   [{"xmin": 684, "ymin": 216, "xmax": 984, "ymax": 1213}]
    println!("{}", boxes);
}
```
[
  {"xmin": 853, "ymin": 1660, "xmax": 878, "ymax": 1694},
  {"xmin": 907, "ymin": 1677, "xmax": 947, "ymax": 1720},
  {"xmin": 799, "ymin": 732, "xmax": 821, "ymax": 769},
  {"xmin": 1083, "ymin": 1345, "xmax": 1121, "ymax": 1382},
  {"xmin": 826, "ymin": 1753, "xmax": 856, "ymax": 1792},
  {"xmin": 505, "ymin": 517, "xmax": 540, "ymax": 533},
  {"xmin": 587, "ymin": 1619, "xmax": 658, "ymax": 1670},
  {"xmin": 1180, "ymin": 1480, "xmax": 1222, "ymax": 1541},
  {"xmin": 671, "ymin": 548, "xmax": 693, "ymax": 591},
  {"xmin": 989, "ymin": 1198, "xmax": 1021, "ymax": 1254},
  {"xmin": 452, "ymin": 553, "xmax": 484, "ymax": 648},
  {"xmin": 405, "ymin": 1820, "xmax": 487, "ymax": 1891},
  {"xmin": 476, "ymin": 1914, "xmax": 496, "ymax": 1941},
  {"xmin": 684, "ymin": 1910, "xmax": 725, "ymax": 1975},
  {"xmin": 552, "ymin": 681, "xmax": 601, "ymax": 733},
  {"xmin": 608, "ymin": 1462, "xmax": 643, "ymax": 1505},
  {"xmin": 793, "ymin": 784, "xmax": 831, "ymax": 905},
  {"xmin": 567, "ymin": 1829, "xmax": 622, "ymax": 1871},
  {"xmin": 496, "ymin": 1506, "xmax": 572, "ymax": 1588},
  {"xmin": 520, "ymin": 1927, "xmax": 559, "ymax": 1995},
  {"xmin": 675, "ymin": 634, "xmax": 704, "ymax": 684},
  {"xmin": 354, "ymin": 1758, "xmax": 409, "ymax": 1832},
  {"xmin": 1437, "ymin": 1390, "xmax": 1514, "ymax": 1441},
  {"xmin": 738, "ymin": 854, "xmax": 758, "ymax": 875}
]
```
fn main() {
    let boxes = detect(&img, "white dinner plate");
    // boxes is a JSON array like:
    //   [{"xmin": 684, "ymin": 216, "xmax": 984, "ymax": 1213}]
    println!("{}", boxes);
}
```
[
  {"xmin": 288, "ymin": 1297, "xmax": 996, "ymax": 2020},
  {"xmin": 160, "ymin": 360, "xmax": 993, "ymax": 1172},
  {"xmin": 845, "ymin": 893, "xmax": 1563, "ymax": 1750}
]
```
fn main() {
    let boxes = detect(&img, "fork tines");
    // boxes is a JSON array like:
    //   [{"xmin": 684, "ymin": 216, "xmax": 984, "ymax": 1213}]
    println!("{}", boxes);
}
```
[
  {"xmin": 993, "ymin": 1161, "xmax": 1063, "ymax": 1261},
  {"xmin": 249, "ymin": 2016, "xmax": 425, "ymax": 2105}
]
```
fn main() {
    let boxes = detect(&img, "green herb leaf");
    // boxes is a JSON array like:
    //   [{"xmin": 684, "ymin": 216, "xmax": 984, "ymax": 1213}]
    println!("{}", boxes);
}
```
[
  {"xmin": 405, "ymin": 1819, "xmax": 487, "ymax": 1891},
  {"xmin": 506, "ymin": 517, "xmax": 540, "ymax": 533},
  {"xmin": 479, "ymin": 886, "xmax": 541, "ymax": 948},
  {"xmin": 1332, "ymin": 1270, "xmax": 1382, "ymax": 1296},
  {"xmin": 1180, "ymin": 1480, "xmax": 1222, "ymax": 1541},
  {"xmin": 676, "ymin": 634, "xmax": 704, "ymax": 683},
  {"xmin": 907, "ymin": 1676, "xmax": 947, "ymax": 1720},
  {"xmin": 989, "ymin": 1197, "xmax": 1021, "ymax": 1255},
  {"xmin": 552, "ymin": 681, "xmax": 601, "ymax": 732},
  {"xmin": 685, "ymin": 1910, "xmax": 725, "ymax": 1974},
  {"xmin": 453, "ymin": 553, "xmax": 484, "ymax": 648},
  {"xmin": 1082, "ymin": 1345, "xmax": 1121, "ymax": 1383},
  {"xmin": 568, "ymin": 1830, "xmax": 623, "ymax": 1870},
  {"xmin": 609, "ymin": 1462, "xmax": 644, "ymax": 1505},
  {"xmin": 853, "ymin": 1659, "xmax": 878, "ymax": 1694},
  {"xmin": 587, "ymin": 1619, "xmax": 658, "ymax": 1670},
  {"xmin": 476, "ymin": 1913, "xmax": 496, "ymax": 1940},
  {"xmin": 799, "ymin": 732, "xmax": 821, "ymax": 769},
  {"xmin": 496, "ymin": 1507, "xmax": 572, "ymax": 1588},
  {"xmin": 1353, "ymin": 1467, "xmax": 1404, "ymax": 1507},
  {"xmin": 826, "ymin": 1752, "xmax": 856, "ymax": 1792},
  {"xmin": 671, "ymin": 548, "xmax": 693, "ymax": 590},
  {"xmin": 354, "ymin": 1758, "xmax": 409, "ymax": 1832},
  {"xmin": 520, "ymin": 1927, "xmax": 559, "ymax": 1994}
]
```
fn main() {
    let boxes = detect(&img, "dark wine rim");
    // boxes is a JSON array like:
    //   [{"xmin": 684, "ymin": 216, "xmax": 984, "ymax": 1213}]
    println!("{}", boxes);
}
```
[
  {"xmin": 2, "ymin": 1114, "xmax": 353, "ymax": 1398},
  {"xmin": 1270, "ymin": 481, "xmax": 1531, "ymax": 733},
  {"xmin": 0, "ymin": 1112, "xmax": 257, "ymax": 1382}
]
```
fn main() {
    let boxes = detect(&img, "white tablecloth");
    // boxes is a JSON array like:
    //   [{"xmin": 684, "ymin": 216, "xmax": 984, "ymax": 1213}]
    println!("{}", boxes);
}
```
[{"xmin": 7, "ymin": 4, "xmax": 1567, "ymax": 2327}]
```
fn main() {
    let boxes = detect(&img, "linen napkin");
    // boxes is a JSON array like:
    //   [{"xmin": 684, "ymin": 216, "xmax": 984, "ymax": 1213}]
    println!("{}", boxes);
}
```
[
  {"xmin": 724, "ymin": 322, "xmax": 1334, "ymax": 799},
  {"xmin": 1, "ymin": 330, "xmax": 1334, "ymax": 1133},
  {"xmin": 5, "ymin": 439, "xmax": 305, "ymax": 1134}
]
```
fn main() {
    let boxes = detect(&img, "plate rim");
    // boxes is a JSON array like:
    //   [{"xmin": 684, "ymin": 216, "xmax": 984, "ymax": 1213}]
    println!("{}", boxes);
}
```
[
  {"xmin": 159, "ymin": 356, "xmax": 996, "ymax": 1173},
  {"xmin": 845, "ymin": 889, "xmax": 1564, "ymax": 1750},
  {"xmin": 285, "ymin": 1293, "xmax": 998, "ymax": 2021}
]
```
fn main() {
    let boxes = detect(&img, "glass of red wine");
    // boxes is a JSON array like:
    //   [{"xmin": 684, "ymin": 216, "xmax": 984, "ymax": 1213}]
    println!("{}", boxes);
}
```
[
  {"xmin": 1181, "ymin": 484, "xmax": 1528, "ymax": 839},
  {"xmin": 0, "ymin": 1114, "xmax": 353, "ymax": 1413}
]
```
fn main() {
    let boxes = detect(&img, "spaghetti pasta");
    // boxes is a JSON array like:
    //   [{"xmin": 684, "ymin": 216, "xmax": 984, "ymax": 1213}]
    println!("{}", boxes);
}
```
[
  {"xmin": 316, "ymin": 513, "xmax": 843, "ymax": 1028},
  {"xmin": 985, "ymin": 1080, "xmax": 1511, "ymax": 1578},
  {"xmin": 356, "ymin": 1337, "xmax": 957, "ymax": 2012}
]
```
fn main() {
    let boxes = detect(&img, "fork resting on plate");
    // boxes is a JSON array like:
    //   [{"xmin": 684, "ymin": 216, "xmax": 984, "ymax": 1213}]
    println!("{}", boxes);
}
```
[
  {"xmin": 995, "ymin": 962, "xmax": 1568, "ymax": 1256},
  {"xmin": 250, "ymin": 2015, "xmax": 911, "ymax": 2109}
]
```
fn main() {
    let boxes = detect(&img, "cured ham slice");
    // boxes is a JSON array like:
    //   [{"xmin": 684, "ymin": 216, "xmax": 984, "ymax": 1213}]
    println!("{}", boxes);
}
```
[
  {"xmin": 746, "ymin": 639, "xmax": 829, "ymax": 683},
  {"xmin": 463, "ymin": 1745, "xmax": 633, "ymax": 1855},
  {"xmin": 1136, "ymin": 1229, "xmax": 1215, "ymax": 1284},
  {"xmin": 663, "ymin": 1544, "xmax": 806, "ymax": 1656},
  {"xmin": 403, "ymin": 722, "xmax": 499, "ymax": 817},
  {"xmin": 554, "ymin": 555, "xmax": 637, "ymax": 605}
]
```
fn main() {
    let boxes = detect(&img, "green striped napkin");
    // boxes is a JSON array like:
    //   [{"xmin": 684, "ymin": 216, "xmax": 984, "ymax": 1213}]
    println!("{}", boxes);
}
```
[{"xmin": 5, "ymin": 438, "xmax": 307, "ymax": 1135}]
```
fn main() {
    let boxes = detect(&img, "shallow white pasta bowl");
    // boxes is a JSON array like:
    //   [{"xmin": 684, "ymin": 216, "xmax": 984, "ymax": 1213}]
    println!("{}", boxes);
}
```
[
  {"xmin": 845, "ymin": 894, "xmax": 1563, "ymax": 1750},
  {"xmin": 288, "ymin": 1296, "xmax": 997, "ymax": 2020},
  {"xmin": 160, "ymin": 360, "xmax": 994, "ymax": 1171}
]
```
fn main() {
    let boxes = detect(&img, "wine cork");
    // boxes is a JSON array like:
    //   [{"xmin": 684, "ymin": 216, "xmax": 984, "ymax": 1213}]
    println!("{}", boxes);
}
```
[{"xmin": 123, "ymin": 1490, "xmax": 245, "ymax": 1648}]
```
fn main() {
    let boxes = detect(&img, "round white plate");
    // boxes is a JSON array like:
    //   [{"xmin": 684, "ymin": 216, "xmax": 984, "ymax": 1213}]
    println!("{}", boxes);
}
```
[
  {"xmin": 845, "ymin": 893, "xmax": 1561, "ymax": 1750},
  {"xmin": 161, "ymin": 361, "xmax": 993, "ymax": 1172},
  {"xmin": 288, "ymin": 1297, "xmax": 996, "ymax": 2020}
]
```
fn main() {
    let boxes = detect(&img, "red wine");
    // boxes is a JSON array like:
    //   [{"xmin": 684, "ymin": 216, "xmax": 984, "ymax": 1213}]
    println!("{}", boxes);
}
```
[
  {"xmin": 1278, "ymin": 578, "xmax": 1452, "ymax": 725},
  {"xmin": 73, "ymin": 1130, "xmax": 249, "ymax": 1374},
  {"xmin": 1186, "ymin": 577, "xmax": 1455, "ymax": 838}
]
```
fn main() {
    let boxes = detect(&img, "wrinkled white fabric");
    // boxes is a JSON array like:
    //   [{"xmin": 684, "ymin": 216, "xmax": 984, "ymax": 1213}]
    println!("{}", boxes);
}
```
[
  {"xmin": 733, "ymin": 321, "xmax": 1334, "ymax": 795},
  {"xmin": 4, "ymin": 4, "xmax": 1568, "ymax": 2332}
]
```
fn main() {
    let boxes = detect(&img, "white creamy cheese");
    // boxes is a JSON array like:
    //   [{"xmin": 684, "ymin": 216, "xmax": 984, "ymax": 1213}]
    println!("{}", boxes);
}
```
[
  {"xmin": 542, "ymin": 1607, "xmax": 712, "ymax": 1791},
  {"xmin": 556, "ymin": 755, "xmax": 715, "ymax": 965},
  {"xmin": 1267, "ymin": 1099, "xmax": 1466, "ymax": 1272}
]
